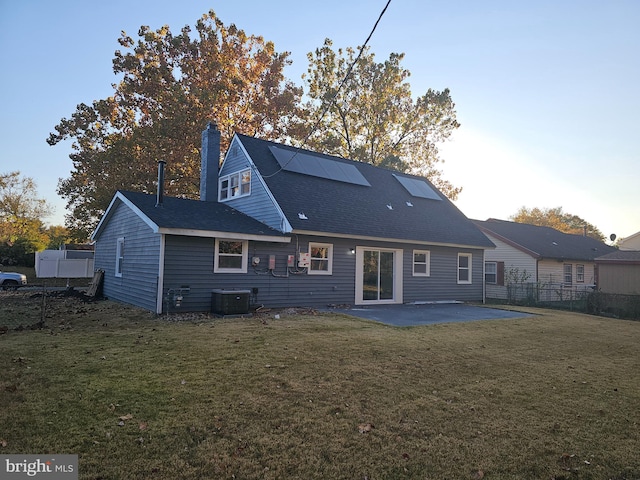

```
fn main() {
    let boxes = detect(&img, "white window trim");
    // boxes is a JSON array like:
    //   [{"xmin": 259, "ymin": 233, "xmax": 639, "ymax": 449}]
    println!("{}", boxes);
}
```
[
  {"xmin": 576, "ymin": 264, "xmax": 585, "ymax": 283},
  {"xmin": 412, "ymin": 250, "xmax": 431, "ymax": 277},
  {"xmin": 219, "ymin": 168, "xmax": 251, "ymax": 201},
  {"xmin": 485, "ymin": 261, "xmax": 497, "ymax": 284},
  {"xmin": 308, "ymin": 242, "xmax": 333, "ymax": 275},
  {"xmin": 115, "ymin": 237, "xmax": 125, "ymax": 278},
  {"xmin": 354, "ymin": 246, "xmax": 404, "ymax": 305},
  {"xmin": 457, "ymin": 253, "xmax": 472, "ymax": 284},
  {"xmin": 563, "ymin": 264, "xmax": 573, "ymax": 284},
  {"xmin": 214, "ymin": 239, "xmax": 248, "ymax": 273}
]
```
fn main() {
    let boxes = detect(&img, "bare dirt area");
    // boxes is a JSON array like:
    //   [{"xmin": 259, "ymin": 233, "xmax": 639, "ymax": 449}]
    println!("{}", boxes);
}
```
[
  {"xmin": 0, "ymin": 289, "xmax": 155, "ymax": 332},
  {"xmin": 0, "ymin": 290, "xmax": 315, "ymax": 332}
]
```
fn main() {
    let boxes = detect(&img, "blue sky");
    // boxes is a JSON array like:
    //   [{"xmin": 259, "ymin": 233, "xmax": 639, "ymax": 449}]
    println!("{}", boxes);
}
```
[{"xmin": 1, "ymin": 0, "xmax": 638, "ymax": 240}]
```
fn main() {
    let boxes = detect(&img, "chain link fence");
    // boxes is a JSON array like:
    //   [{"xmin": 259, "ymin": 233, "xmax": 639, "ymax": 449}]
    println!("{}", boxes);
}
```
[
  {"xmin": 499, "ymin": 282, "xmax": 639, "ymax": 320},
  {"xmin": 586, "ymin": 292, "xmax": 640, "ymax": 319}
]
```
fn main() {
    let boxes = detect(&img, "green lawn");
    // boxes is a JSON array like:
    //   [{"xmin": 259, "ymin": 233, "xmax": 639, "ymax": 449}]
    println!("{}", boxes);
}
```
[{"xmin": 1, "ymin": 294, "xmax": 639, "ymax": 479}]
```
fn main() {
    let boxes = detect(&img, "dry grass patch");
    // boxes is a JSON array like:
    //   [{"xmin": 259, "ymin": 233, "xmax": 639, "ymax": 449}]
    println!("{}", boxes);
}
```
[{"xmin": 1, "ymin": 296, "xmax": 639, "ymax": 479}]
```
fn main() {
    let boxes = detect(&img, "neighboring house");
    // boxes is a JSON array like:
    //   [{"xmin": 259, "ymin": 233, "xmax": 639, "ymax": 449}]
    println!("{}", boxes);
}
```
[
  {"xmin": 595, "ymin": 229, "xmax": 640, "ymax": 295},
  {"xmin": 473, "ymin": 219, "xmax": 616, "ymax": 301},
  {"xmin": 92, "ymin": 123, "xmax": 495, "ymax": 314},
  {"xmin": 618, "ymin": 231, "xmax": 640, "ymax": 251}
]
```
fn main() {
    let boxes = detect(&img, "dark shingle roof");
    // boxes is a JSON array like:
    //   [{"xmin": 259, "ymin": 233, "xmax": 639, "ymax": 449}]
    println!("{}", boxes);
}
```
[
  {"xmin": 238, "ymin": 134, "xmax": 494, "ymax": 248},
  {"xmin": 474, "ymin": 218, "xmax": 616, "ymax": 261},
  {"xmin": 119, "ymin": 190, "xmax": 287, "ymax": 238},
  {"xmin": 596, "ymin": 250, "xmax": 640, "ymax": 263}
]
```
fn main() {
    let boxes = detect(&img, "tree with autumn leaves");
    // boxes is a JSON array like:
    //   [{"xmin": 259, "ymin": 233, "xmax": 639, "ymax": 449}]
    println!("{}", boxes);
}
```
[
  {"xmin": 0, "ymin": 172, "xmax": 74, "ymax": 266},
  {"xmin": 48, "ymin": 11, "xmax": 303, "ymax": 238},
  {"xmin": 302, "ymin": 39, "xmax": 461, "ymax": 199},
  {"xmin": 511, "ymin": 206, "xmax": 606, "ymax": 242},
  {"xmin": 48, "ymin": 10, "xmax": 462, "ymax": 239}
]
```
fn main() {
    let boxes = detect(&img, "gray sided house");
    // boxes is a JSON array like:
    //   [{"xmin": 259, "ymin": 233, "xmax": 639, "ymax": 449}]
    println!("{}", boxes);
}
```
[{"xmin": 92, "ymin": 124, "xmax": 495, "ymax": 314}]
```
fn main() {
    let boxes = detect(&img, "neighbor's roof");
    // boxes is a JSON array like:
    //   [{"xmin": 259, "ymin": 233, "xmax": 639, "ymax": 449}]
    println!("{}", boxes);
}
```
[
  {"xmin": 473, "ymin": 218, "xmax": 615, "ymax": 261},
  {"xmin": 595, "ymin": 249, "xmax": 640, "ymax": 264},
  {"xmin": 238, "ymin": 134, "xmax": 494, "ymax": 249},
  {"xmin": 92, "ymin": 190, "xmax": 290, "ymax": 242}
]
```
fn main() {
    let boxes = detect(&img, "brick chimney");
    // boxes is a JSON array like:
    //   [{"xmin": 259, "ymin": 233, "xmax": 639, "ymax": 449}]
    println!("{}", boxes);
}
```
[{"xmin": 200, "ymin": 122, "xmax": 221, "ymax": 202}]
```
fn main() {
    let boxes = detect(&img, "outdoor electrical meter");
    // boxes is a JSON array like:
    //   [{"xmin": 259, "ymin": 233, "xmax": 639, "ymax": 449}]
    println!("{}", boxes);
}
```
[{"xmin": 298, "ymin": 252, "xmax": 311, "ymax": 268}]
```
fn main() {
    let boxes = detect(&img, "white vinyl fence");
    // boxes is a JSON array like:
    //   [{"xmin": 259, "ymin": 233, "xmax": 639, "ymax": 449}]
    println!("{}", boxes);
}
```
[{"xmin": 35, "ymin": 250, "xmax": 94, "ymax": 278}]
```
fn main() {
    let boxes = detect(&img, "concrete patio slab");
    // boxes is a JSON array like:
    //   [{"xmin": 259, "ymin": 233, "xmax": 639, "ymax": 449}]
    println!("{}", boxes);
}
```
[{"xmin": 321, "ymin": 303, "xmax": 533, "ymax": 326}]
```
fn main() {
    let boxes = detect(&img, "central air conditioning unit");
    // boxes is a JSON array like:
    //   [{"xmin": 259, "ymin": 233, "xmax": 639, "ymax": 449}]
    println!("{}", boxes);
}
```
[{"xmin": 211, "ymin": 289, "xmax": 251, "ymax": 316}]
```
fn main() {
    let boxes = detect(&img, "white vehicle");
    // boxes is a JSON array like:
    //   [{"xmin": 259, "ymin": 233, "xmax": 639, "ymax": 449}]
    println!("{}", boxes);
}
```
[{"xmin": 0, "ymin": 271, "xmax": 28, "ymax": 290}]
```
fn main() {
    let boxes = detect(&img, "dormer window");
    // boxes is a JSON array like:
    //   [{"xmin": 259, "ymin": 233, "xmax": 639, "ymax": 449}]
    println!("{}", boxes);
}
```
[{"xmin": 219, "ymin": 169, "xmax": 251, "ymax": 201}]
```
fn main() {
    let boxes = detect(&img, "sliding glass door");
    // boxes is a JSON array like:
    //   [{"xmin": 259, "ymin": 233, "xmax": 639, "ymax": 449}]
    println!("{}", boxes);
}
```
[
  {"xmin": 362, "ymin": 250, "xmax": 394, "ymax": 300},
  {"xmin": 356, "ymin": 247, "xmax": 403, "ymax": 304}
]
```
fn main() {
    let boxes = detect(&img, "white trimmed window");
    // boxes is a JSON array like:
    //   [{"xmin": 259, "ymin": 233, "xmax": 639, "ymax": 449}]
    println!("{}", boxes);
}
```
[
  {"xmin": 576, "ymin": 264, "xmax": 585, "ymax": 283},
  {"xmin": 413, "ymin": 250, "xmax": 430, "ymax": 276},
  {"xmin": 115, "ymin": 237, "xmax": 125, "ymax": 277},
  {"xmin": 309, "ymin": 243, "xmax": 333, "ymax": 275},
  {"xmin": 485, "ymin": 261, "xmax": 497, "ymax": 284},
  {"xmin": 457, "ymin": 253, "xmax": 472, "ymax": 284},
  {"xmin": 214, "ymin": 239, "xmax": 248, "ymax": 273},
  {"xmin": 563, "ymin": 264, "xmax": 573, "ymax": 284},
  {"xmin": 219, "ymin": 169, "xmax": 251, "ymax": 201}
]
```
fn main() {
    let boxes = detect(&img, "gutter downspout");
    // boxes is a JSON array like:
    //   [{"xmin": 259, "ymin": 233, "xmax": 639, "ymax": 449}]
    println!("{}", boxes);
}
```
[
  {"xmin": 156, "ymin": 233, "xmax": 166, "ymax": 314},
  {"xmin": 482, "ymin": 250, "xmax": 486, "ymax": 304}
]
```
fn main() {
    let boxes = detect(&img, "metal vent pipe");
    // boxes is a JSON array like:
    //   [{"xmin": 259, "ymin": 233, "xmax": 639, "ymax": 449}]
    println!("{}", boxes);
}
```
[{"xmin": 156, "ymin": 160, "xmax": 167, "ymax": 207}]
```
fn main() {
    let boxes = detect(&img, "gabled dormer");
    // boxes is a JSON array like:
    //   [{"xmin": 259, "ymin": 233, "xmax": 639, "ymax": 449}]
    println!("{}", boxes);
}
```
[{"xmin": 206, "ymin": 133, "xmax": 291, "ymax": 233}]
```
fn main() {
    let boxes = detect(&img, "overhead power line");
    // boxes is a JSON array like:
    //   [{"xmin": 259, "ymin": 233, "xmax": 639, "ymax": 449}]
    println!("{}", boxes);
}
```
[{"xmin": 263, "ymin": 0, "xmax": 392, "ymax": 178}]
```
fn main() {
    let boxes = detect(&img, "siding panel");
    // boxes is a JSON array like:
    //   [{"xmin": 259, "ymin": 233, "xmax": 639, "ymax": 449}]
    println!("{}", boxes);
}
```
[
  {"xmin": 219, "ymin": 140, "xmax": 286, "ymax": 231},
  {"xmin": 483, "ymin": 233, "xmax": 537, "ymax": 300},
  {"xmin": 538, "ymin": 261, "xmax": 597, "ymax": 287},
  {"xmin": 162, "ymin": 234, "xmax": 486, "ymax": 312},
  {"xmin": 598, "ymin": 264, "xmax": 640, "ymax": 294},
  {"xmin": 94, "ymin": 201, "xmax": 160, "ymax": 311},
  {"xmin": 403, "ymin": 246, "xmax": 485, "ymax": 302}
]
